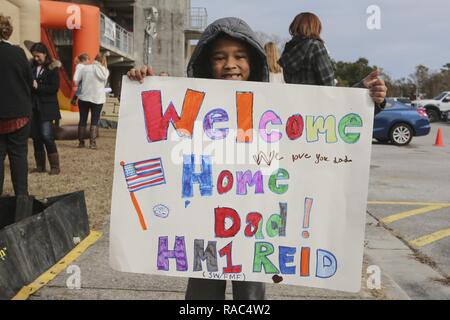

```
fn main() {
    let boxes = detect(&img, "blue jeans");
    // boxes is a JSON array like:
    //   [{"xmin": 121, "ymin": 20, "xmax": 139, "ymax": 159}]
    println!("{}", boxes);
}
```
[
  {"xmin": 78, "ymin": 100, "xmax": 103, "ymax": 127},
  {"xmin": 30, "ymin": 109, "xmax": 58, "ymax": 155}
]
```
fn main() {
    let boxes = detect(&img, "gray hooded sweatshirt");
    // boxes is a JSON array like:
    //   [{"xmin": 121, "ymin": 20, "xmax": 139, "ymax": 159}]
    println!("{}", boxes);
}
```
[{"xmin": 187, "ymin": 17, "xmax": 269, "ymax": 83}]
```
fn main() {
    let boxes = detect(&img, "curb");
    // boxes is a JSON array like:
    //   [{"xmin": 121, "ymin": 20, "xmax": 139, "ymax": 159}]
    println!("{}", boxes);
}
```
[
  {"xmin": 364, "ymin": 212, "xmax": 450, "ymax": 299},
  {"xmin": 12, "ymin": 231, "xmax": 103, "ymax": 300},
  {"xmin": 363, "ymin": 253, "xmax": 411, "ymax": 300}
]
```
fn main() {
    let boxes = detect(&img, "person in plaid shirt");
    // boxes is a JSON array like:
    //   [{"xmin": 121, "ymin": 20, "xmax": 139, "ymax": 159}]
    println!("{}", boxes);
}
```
[{"xmin": 279, "ymin": 12, "xmax": 387, "ymax": 112}]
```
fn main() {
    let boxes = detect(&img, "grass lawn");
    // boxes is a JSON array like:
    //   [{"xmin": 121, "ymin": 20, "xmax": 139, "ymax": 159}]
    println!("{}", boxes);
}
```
[{"xmin": 2, "ymin": 128, "xmax": 117, "ymax": 230}]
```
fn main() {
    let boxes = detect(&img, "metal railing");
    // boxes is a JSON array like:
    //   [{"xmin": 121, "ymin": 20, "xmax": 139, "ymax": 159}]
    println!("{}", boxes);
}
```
[
  {"xmin": 186, "ymin": 7, "xmax": 207, "ymax": 31},
  {"xmin": 49, "ymin": 13, "xmax": 134, "ymax": 60},
  {"xmin": 100, "ymin": 13, "xmax": 134, "ymax": 58}
]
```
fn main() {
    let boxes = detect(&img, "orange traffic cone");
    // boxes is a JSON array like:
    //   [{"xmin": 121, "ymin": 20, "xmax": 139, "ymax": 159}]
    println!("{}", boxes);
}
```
[{"xmin": 433, "ymin": 128, "xmax": 446, "ymax": 147}]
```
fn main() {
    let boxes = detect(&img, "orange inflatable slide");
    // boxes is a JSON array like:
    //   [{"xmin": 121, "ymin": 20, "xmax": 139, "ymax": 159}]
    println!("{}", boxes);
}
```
[{"xmin": 40, "ymin": 0, "xmax": 100, "ymax": 113}]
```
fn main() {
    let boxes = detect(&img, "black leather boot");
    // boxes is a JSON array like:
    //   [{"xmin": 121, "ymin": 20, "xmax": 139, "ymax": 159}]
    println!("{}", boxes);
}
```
[
  {"xmin": 30, "ymin": 151, "xmax": 46, "ymax": 173},
  {"xmin": 78, "ymin": 126, "xmax": 86, "ymax": 148},
  {"xmin": 89, "ymin": 125, "xmax": 98, "ymax": 149},
  {"xmin": 48, "ymin": 153, "xmax": 60, "ymax": 175}
]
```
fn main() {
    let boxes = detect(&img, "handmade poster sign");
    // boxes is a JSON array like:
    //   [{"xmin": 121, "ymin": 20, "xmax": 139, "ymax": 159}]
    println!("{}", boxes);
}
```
[{"xmin": 110, "ymin": 76, "xmax": 374, "ymax": 293}]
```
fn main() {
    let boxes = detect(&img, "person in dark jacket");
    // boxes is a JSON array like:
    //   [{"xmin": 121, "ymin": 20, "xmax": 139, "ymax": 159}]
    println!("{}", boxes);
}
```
[
  {"xmin": 0, "ymin": 14, "xmax": 33, "ymax": 196},
  {"xmin": 129, "ymin": 17, "xmax": 269, "ymax": 301},
  {"xmin": 279, "ymin": 12, "xmax": 387, "ymax": 112},
  {"xmin": 29, "ymin": 42, "xmax": 62, "ymax": 175},
  {"xmin": 279, "ymin": 12, "xmax": 335, "ymax": 86}
]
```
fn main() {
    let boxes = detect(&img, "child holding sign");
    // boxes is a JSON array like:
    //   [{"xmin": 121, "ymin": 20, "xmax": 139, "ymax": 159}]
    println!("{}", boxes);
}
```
[
  {"xmin": 130, "ymin": 16, "xmax": 269, "ymax": 300},
  {"xmin": 128, "ymin": 17, "xmax": 387, "ymax": 300}
]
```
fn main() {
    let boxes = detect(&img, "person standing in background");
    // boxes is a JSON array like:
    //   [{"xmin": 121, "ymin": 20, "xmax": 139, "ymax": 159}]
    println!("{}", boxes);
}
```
[
  {"xmin": 29, "ymin": 42, "xmax": 62, "ymax": 175},
  {"xmin": 279, "ymin": 12, "xmax": 386, "ymax": 110},
  {"xmin": 0, "ymin": 14, "xmax": 33, "ymax": 196},
  {"xmin": 71, "ymin": 53, "xmax": 90, "ymax": 106},
  {"xmin": 74, "ymin": 53, "xmax": 109, "ymax": 149},
  {"xmin": 71, "ymin": 53, "xmax": 90, "ymax": 147},
  {"xmin": 279, "ymin": 12, "xmax": 335, "ymax": 86},
  {"xmin": 264, "ymin": 42, "xmax": 284, "ymax": 83}
]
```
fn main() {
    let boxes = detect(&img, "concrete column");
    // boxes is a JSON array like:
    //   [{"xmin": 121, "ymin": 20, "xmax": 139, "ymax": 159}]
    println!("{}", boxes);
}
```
[
  {"xmin": 134, "ymin": 0, "xmax": 187, "ymax": 76},
  {"xmin": 3, "ymin": 0, "xmax": 40, "ymax": 54}
]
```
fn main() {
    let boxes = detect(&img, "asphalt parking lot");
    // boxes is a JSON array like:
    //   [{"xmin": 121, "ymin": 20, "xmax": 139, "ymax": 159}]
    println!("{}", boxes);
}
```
[{"xmin": 368, "ymin": 122, "xmax": 450, "ymax": 280}]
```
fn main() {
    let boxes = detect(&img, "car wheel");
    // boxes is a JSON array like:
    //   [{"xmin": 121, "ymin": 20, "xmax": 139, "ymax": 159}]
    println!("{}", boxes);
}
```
[
  {"xmin": 390, "ymin": 123, "xmax": 413, "ymax": 146},
  {"xmin": 426, "ymin": 109, "xmax": 439, "ymax": 123}
]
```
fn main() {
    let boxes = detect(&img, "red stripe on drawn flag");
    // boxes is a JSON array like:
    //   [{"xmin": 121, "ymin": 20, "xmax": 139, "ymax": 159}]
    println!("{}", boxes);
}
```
[{"xmin": 122, "ymin": 158, "xmax": 166, "ymax": 192}]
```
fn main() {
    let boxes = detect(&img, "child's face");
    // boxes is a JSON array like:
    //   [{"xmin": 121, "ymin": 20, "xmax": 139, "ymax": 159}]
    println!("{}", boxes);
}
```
[{"xmin": 209, "ymin": 37, "xmax": 251, "ymax": 81}]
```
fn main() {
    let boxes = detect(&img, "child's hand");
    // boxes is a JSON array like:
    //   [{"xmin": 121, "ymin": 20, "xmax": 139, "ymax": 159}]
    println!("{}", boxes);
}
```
[
  {"xmin": 127, "ymin": 66, "xmax": 155, "ymax": 84},
  {"xmin": 363, "ymin": 69, "xmax": 387, "ymax": 104}
]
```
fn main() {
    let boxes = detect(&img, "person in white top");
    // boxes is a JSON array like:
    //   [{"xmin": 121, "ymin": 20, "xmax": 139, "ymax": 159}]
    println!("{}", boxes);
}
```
[
  {"xmin": 73, "ymin": 53, "xmax": 109, "ymax": 149},
  {"xmin": 71, "ymin": 53, "xmax": 90, "ymax": 106},
  {"xmin": 264, "ymin": 42, "xmax": 285, "ymax": 83}
]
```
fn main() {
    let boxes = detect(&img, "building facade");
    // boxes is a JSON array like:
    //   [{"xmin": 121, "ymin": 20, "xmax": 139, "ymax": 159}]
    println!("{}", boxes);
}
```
[
  {"xmin": 50, "ymin": 0, "xmax": 206, "ymax": 97},
  {"xmin": 0, "ymin": 0, "xmax": 207, "ymax": 97}
]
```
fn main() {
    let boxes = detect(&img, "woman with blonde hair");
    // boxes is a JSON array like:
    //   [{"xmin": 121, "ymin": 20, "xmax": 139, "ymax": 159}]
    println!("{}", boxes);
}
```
[
  {"xmin": 71, "ymin": 53, "xmax": 90, "ymax": 106},
  {"xmin": 96, "ymin": 52, "xmax": 108, "ymax": 68},
  {"xmin": 264, "ymin": 42, "xmax": 284, "ymax": 83},
  {"xmin": 74, "ymin": 52, "xmax": 109, "ymax": 149}
]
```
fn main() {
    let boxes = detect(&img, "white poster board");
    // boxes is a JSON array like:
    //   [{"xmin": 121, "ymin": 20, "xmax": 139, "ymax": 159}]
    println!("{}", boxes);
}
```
[{"xmin": 110, "ymin": 77, "xmax": 374, "ymax": 293}]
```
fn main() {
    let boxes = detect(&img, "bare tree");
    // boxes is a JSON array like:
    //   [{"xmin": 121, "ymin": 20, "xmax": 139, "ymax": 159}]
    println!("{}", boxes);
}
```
[{"xmin": 409, "ymin": 65, "xmax": 429, "ymax": 98}]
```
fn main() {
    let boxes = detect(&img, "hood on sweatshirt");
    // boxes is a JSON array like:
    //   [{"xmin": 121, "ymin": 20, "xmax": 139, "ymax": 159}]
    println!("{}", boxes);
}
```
[
  {"xmin": 187, "ymin": 17, "xmax": 269, "ymax": 82},
  {"xmin": 92, "ymin": 60, "xmax": 109, "ymax": 82}
]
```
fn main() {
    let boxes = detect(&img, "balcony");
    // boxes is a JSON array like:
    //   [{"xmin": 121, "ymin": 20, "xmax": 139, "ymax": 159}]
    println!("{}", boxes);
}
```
[
  {"xmin": 185, "ymin": 7, "xmax": 207, "ymax": 40},
  {"xmin": 100, "ymin": 12, "xmax": 134, "ymax": 61},
  {"xmin": 49, "ymin": 12, "xmax": 134, "ymax": 64}
]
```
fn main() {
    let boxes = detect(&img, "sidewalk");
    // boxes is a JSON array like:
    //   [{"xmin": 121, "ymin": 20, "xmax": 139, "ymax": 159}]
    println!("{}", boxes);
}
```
[
  {"xmin": 365, "ymin": 213, "xmax": 450, "ymax": 299},
  {"xmin": 26, "ymin": 215, "xmax": 403, "ymax": 301}
]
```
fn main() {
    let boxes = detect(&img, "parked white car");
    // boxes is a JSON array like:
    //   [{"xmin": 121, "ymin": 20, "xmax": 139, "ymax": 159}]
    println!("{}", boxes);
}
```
[{"xmin": 412, "ymin": 91, "xmax": 450, "ymax": 122}]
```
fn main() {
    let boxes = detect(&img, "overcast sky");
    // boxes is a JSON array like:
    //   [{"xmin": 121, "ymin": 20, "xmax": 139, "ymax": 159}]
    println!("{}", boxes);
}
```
[{"xmin": 191, "ymin": 0, "xmax": 450, "ymax": 80}]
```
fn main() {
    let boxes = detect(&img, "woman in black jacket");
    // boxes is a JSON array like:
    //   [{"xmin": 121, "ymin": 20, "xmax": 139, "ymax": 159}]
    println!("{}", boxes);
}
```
[
  {"xmin": 29, "ymin": 42, "xmax": 62, "ymax": 175},
  {"xmin": 0, "ymin": 14, "xmax": 33, "ymax": 196}
]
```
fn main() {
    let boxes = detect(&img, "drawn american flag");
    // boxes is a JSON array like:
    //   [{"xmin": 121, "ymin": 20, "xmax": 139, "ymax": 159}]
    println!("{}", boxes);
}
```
[{"xmin": 122, "ymin": 158, "xmax": 166, "ymax": 193}]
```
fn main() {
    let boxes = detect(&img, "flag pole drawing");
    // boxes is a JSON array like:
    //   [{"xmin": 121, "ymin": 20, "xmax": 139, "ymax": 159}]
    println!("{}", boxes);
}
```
[{"xmin": 120, "ymin": 158, "xmax": 166, "ymax": 230}]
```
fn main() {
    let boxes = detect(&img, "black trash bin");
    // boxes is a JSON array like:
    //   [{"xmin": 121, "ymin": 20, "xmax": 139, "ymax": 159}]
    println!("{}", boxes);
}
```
[{"xmin": 0, "ymin": 191, "xmax": 90, "ymax": 300}]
